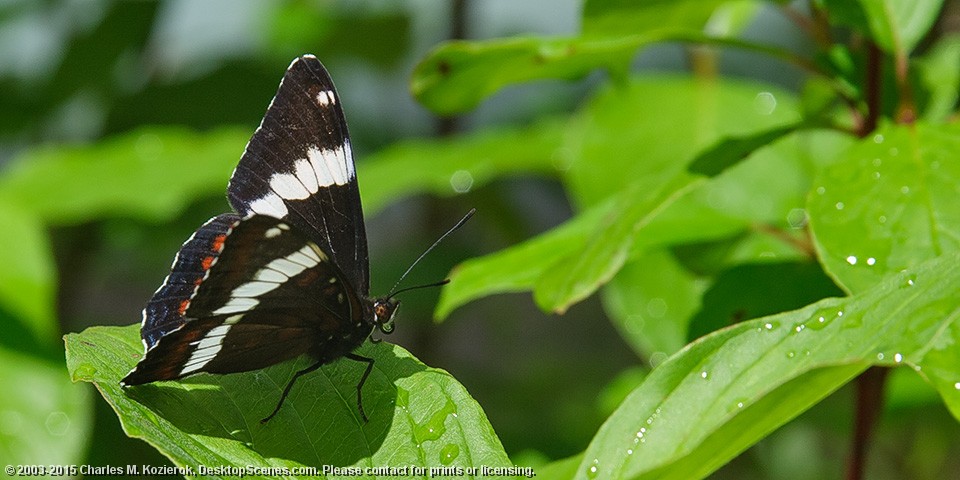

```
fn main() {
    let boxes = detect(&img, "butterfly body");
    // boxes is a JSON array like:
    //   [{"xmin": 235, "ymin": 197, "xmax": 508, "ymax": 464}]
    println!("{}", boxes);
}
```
[{"xmin": 121, "ymin": 55, "xmax": 397, "ymax": 422}]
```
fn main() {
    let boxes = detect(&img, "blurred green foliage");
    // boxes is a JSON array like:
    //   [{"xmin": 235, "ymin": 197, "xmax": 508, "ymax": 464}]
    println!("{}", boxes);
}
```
[{"xmin": 3, "ymin": 0, "xmax": 960, "ymax": 479}]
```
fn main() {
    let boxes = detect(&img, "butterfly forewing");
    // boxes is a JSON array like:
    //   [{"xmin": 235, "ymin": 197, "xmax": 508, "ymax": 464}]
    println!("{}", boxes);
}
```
[
  {"xmin": 227, "ymin": 55, "xmax": 369, "ymax": 295},
  {"xmin": 122, "ymin": 215, "xmax": 370, "ymax": 385}
]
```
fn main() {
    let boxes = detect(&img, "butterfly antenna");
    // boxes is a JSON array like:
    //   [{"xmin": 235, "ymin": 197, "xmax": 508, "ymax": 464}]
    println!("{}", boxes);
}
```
[{"xmin": 388, "ymin": 208, "xmax": 476, "ymax": 298}]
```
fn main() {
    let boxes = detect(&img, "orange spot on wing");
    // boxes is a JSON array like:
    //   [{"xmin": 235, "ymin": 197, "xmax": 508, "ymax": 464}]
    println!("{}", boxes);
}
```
[
  {"xmin": 212, "ymin": 234, "xmax": 227, "ymax": 252},
  {"xmin": 178, "ymin": 299, "xmax": 190, "ymax": 315},
  {"xmin": 201, "ymin": 256, "xmax": 214, "ymax": 270}
]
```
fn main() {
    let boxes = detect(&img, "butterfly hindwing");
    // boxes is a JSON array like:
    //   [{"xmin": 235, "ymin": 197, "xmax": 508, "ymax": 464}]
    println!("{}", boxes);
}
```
[
  {"xmin": 140, "ymin": 213, "xmax": 241, "ymax": 350},
  {"xmin": 227, "ymin": 55, "xmax": 369, "ymax": 295},
  {"xmin": 122, "ymin": 215, "xmax": 370, "ymax": 385}
]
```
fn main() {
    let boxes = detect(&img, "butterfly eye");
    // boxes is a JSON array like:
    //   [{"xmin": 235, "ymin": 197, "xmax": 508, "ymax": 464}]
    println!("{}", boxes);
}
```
[{"xmin": 373, "ymin": 299, "xmax": 399, "ymax": 334}]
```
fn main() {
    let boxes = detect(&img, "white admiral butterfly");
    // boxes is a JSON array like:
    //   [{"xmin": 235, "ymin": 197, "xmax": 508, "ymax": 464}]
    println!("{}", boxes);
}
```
[{"xmin": 121, "ymin": 55, "xmax": 464, "ymax": 423}]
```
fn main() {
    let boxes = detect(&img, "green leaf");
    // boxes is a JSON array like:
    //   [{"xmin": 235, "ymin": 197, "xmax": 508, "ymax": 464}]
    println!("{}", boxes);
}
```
[
  {"xmin": 0, "ymin": 347, "xmax": 92, "ymax": 468},
  {"xmin": 0, "ymin": 120, "xmax": 563, "ymax": 232},
  {"xmin": 536, "ymin": 453, "xmax": 584, "ymax": 478},
  {"xmin": 565, "ymin": 76, "xmax": 802, "ymax": 208},
  {"xmin": 687, "ymin": 124, "xmax": 804, "ymax": 177},
  {"xmin": 808, "ymin": 122, "xmax": 960, "ymax": 294},
  {"xmin": 0, "ymin": 127, "xmax": 248, "ymax": 225},
  {"xmin": 915, "ymin": 34, "xmax": 960, "ymax": 122},
  {"xmin": 0, "ymin": 202, "xmax": 56, "ymax": 344},
  {"xmin": 686, "ymin": 262, "xmax": 844, "ymax": 341},
  {"xmin": 64, "ymin": 325, "xmax": 512, "ymax": 476},
  {"xmin": 359, "ymin": 118, "xmax": 567, "ymax": 214},
  {"xmin": 855, "ymin": 0, "xmax": 943, "ymax": 54},
  {"xmin": 437, "ymin": 129, "xmax": 854, "ymax": 321},
  {"xmin": 412, "ymin": 35, "xmax": 813, "ymax": 115},
  {"xmin": 582, "ymin": 0, "xmax": 729, "ymax": 37},
  {"xmin": 702, "ymin": 1, "xmax": 766, "ymax": 38},
  {"xmin": 601, "ymin": 251, "xmax": 704, "ymax": 358},
  {"xmin": 665, "ymin": 129, "xmax": 855, "ymax": 229},
  {"xmin": 535, "ymin": 175, "xmax": 702, "ymax": 313},
  {"xmin": 436, "ymin": 199, "xmax": 614, "ymax": 320},
  {"xmin": 576, "ymin": 253, "xmax": 960, "ymax": 479}
]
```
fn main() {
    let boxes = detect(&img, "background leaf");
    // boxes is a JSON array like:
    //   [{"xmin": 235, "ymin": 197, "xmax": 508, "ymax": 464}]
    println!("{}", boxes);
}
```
[
  {"xmin": 915, "ymin": 34, "xmax": 960, "ymax": 122},
  {"xmin": 855, "ymin": 0, "xmax": 943, "ymax": 55},
  {"xmin": 0, "ymin": 347, "xmax": 92, "ymax": 469},
  {"xmin": 359, "ymin": 118, "xmax": 566, "ymax": 214},
  {"xmin": 535, "ymin": 175, "xmax": 702, "ymax": 313},
  {"xmin": 563, "ymin": 76, "xmax": 802, "ymax": 208},
  {"xmin": 601, "ymin": 250, "xmax": 705, "ymax": 358},
  {"xmin": 0, "ymin": 127, "xmax": 246, "ymax": 225},
  {"xmin": 0, "ymin": 202, "xmax": 56, "ymax": 343}
]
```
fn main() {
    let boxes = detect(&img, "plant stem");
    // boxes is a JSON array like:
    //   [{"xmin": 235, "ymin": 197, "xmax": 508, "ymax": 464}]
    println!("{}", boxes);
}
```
[
  {"xmin": 844, "ymin": 38, "xmax": 887, "ymax": 480},
  {"xmin": 845, "ymin": 367, "xmax": 889, "ymax": 480},
  {"xmin": 858, "ymin": 42, "xmax": 883, "ymax": 137}
]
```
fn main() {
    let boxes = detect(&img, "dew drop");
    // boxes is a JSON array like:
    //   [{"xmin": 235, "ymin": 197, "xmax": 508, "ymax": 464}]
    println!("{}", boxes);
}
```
[
  {"xmin": 786, "ymin": 350, "xmax": 796, "ymax": 359},
  {"xmin": 866, "ymin": 257, "xmax": 876, "ymax": 266},
  {"xmin": 449, "ymin": 170, "xmax": 474, "ymax": 193},
  {"xmin": 412, "ymin": 398, "xmax": 456, "ymax": 444},
  {"xmin": 878, "ymin": 215, "xmax": 887, "ymax": 224},
  {"xmin": 45, "ymin": 412, "xmax": 70, "ymax": 436},
  {"xmin": 835, "ymin": 202, "xmax": 845, "ymax": 210},
  {"xmin": 894, "ymin": 353, "xmax": 903, "ymax": 363},
  {"xmin": 872, "ymin": 157, "xmax": 882, "ymax": 167},
  {"xmin": 877, "ymin": 353, "xmax": 885, "ymax": 361},
  {"xmin": 954, "ymin": 382, "xmax": 960, "ymax": 390},
  {"xmin": 816, "ymin": 186, "xmax": 826, "ymax": 195},
  {"xmin": 900, "ymin": 185, "xmax": 910, "ymax": 194},
  {"xmin": 74, "ymin": 364, "xmax": 97, "ymax": 380},
  {"xmin": 586, "ymin": 459, "xmax": 600, "ymax": 479},
  {"xmin": 646, "ymin": 298, "xmax": 668, "ymax": 318},
  {"xmin": 754, "ymin": 91, "xmax": 778, "ymax": 115},
  {"xmin": 440, "ymin": 444, "xmax": 460, "ymax": 465},
  {"xmin": 649, "ymin": 351, "xmax": 668, "ymax": 367},
  {"xmin": 873, "ymin": 133, "xmax": 884, "ymax": 143},
  {"xmin": 626, "ymin": 448, "xmax": 634, "ymax": 455},
  {"xmin": 846, "ymin": 255, "xmax": 857, "ymax": 265},
  {"xmin": 700, "ymin": 371, "xmax": 709, "ymax": 379},
  {"xmin": 787, "ymin": 208, "xmax": 806, "ymax": 229}
]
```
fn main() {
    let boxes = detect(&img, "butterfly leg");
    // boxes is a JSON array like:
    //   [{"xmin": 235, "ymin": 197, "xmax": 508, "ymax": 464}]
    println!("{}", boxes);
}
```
[
  {"xmin": 260, "ymin": 360, "xmax": 323, "ymax": 424},
  {"xmin": 346, "ymin": 353, "xmax": 375, "ymax": 423}
]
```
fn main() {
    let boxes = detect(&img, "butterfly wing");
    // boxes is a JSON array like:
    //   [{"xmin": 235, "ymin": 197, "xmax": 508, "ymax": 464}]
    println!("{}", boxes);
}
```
[
  {"xmin": 122, "ymin": 215, "xmax": 369, "ymax": 385},
  {"xmin": 227, "ymin": 55, "xmax": 369, "ymax": 295},
  {"xmin": 139, "ymin": 213, "xmax": 241, "ymax": 350}
]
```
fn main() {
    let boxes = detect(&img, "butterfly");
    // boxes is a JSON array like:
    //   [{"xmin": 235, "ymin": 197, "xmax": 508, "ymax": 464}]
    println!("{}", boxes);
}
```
[{"xmin": 122, "ymin": 55, "xmax": 432, "ymax": 424}]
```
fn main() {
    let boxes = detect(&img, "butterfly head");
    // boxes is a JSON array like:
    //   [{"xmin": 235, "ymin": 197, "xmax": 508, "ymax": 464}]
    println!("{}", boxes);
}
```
[{"xmin": 371, "ymin": 297, "xmax": 400, "ymax": 334}]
